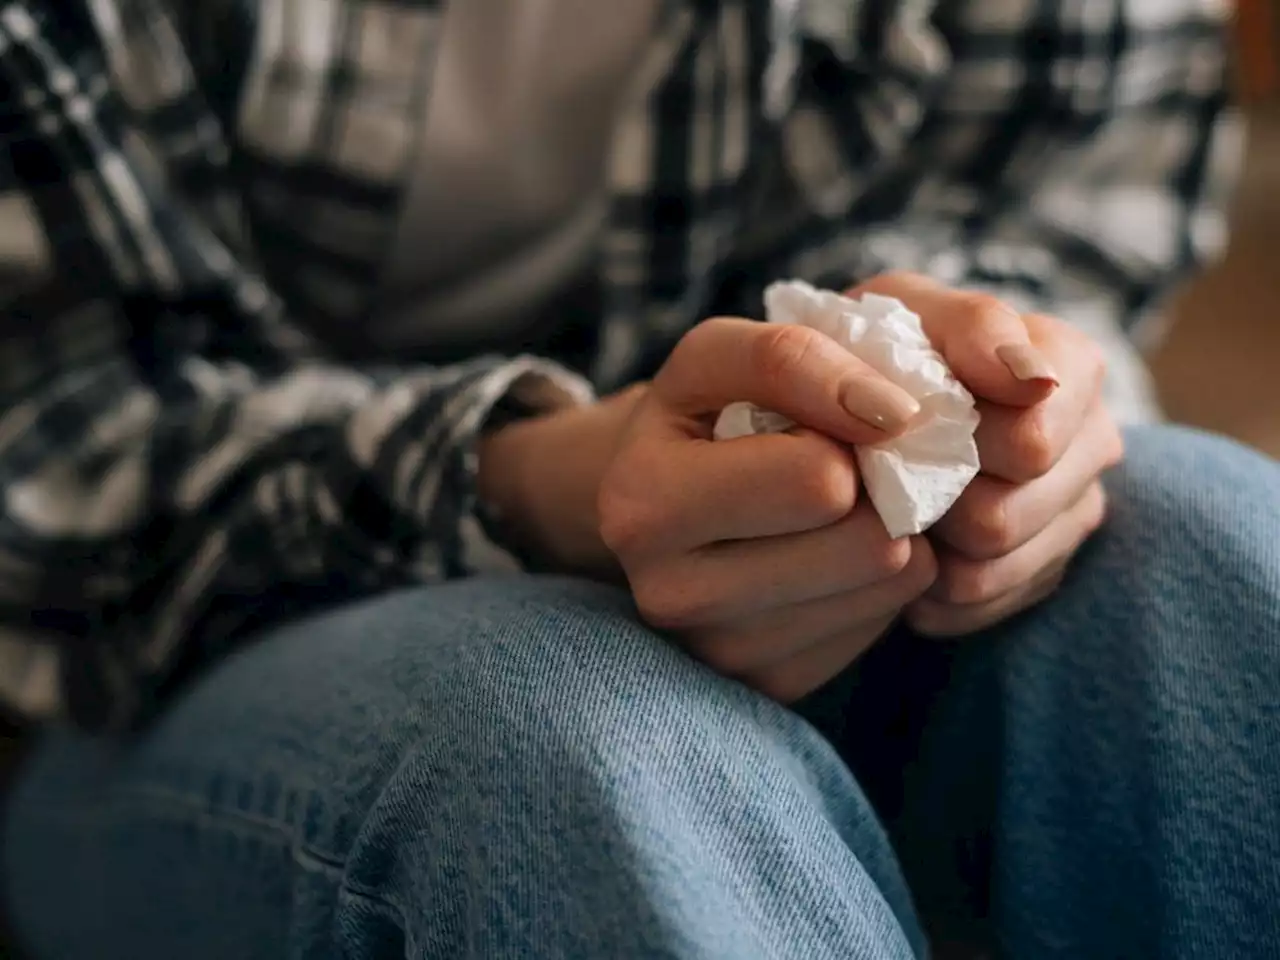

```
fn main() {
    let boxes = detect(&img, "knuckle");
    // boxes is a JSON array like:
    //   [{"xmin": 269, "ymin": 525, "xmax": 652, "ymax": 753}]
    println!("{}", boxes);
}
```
[
  {"xmin": 868, "ymin": 530, "xmax": 914, "ymax": 578},
  {"xmin": 1009, "ymin": 407, "xmax": 1059, "ymax": 479},
  {"xmin": 1102, "ymin": 421, "xmax": 1126, "ymax": 470},
  {"xmin": 1083, "ymin": 336, "xmax": 1109, "ymax": 390},
  {"xmin": 899, "ymin": 540, "xmax": 939, "ymax": 593},
  {"xmin": 596, "ymin": 445, "xmax": 671, "ymax": 556},
  {"xmin": 1083, "ymin": 484, "xmax": 1109, "ymax": 534},
  {"xmin": 965, "ymin": 492, "xmax": 1016, "ymax": 559},
  {"xmin": 596, "ymin": 476, "xmax": 656, "ymax": 557},
  {"xmin": 630, "ymin": 571, "xmax": 714, "ymax": 631},
  {"xmin": 680, "ymin": 316, "xmax": 728, "ymax": 354},
  {"xmin": 663, "ymin": 317, "xmax": 729, "ymax": 384},
  {"xmin": 1051, "ymin": 320, "xmax": 1108, "ymax": 394},
  {"xmin": 793, "ymin": 446, "xmax": 858, "ymax": 522},
  {"xmin": 938, "ymin": 557, "xmax": 1001, "ymax": 606},
  {"xmin": 956, "ymin": 292, "xmax": 1016, "ymax": 329},
  {"xmin": 753, "ymin": 324, "xmax": 820, "ymax": 386},
  {"xmin": 868, "ymin": 270, "xmax": 924, "ymax": 292}
]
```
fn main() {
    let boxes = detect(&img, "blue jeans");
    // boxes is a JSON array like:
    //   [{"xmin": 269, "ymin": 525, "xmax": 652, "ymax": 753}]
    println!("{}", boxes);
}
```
[{"xmin": 5, "ymin": 426, "xmax": 1280, "ymax": 959}]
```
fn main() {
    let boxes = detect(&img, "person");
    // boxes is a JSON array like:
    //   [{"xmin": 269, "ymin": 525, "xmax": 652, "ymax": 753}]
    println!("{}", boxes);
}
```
[{"xmin": 1, "ymin": 0, "xmax": 1277, "ymax": 957}]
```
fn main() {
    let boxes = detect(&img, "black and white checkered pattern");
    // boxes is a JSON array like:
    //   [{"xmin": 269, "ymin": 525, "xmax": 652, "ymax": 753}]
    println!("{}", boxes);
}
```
[{"xmin": 0, "ymin": 0, "xmax": 1238, "ymax": 729}]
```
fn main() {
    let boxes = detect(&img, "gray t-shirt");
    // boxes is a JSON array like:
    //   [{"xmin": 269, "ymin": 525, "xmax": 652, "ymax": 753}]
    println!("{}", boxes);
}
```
[{"xmin": 372, "ymin": 0, "xmax": 658, "ymax": 356}]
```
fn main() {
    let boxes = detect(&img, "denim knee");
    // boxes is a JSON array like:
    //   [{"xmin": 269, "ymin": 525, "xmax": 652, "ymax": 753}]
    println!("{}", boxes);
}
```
[
  {"xmin": 1, "ymin": 579, "xmax": 923, "ymax": 960},
  {"xmin": 1105, "ymin": 425, "xmax": 1280, "ymax": 579},
  {"xmin": 344, "ymin": 576, "xmax": 843, "ymax": 810},
  {"xmin": 328, "ymin": 578, "xmax": 922, "ymax": 951},
  {"xmin": 1068, "ymin": 424, "xmax": 1280, "ymax": 675},
  {"xmin": 372, "ymin": 576, "xmax": 756, "ymax": 756}
]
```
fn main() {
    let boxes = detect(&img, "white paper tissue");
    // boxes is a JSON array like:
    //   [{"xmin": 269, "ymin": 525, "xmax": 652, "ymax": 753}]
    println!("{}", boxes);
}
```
[{"xmin": 714, "ymin": 280, "xmax": 981, "ymax": 539}]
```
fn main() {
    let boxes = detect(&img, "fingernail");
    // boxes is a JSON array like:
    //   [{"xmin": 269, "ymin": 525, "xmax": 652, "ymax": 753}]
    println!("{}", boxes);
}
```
[
  {"xmin": 997, "ymin": 344, "xmax": 1059, "ymax": 386},
  {"xmin": 841, "ymin": 379, "xmax": 920, "ymax": 432}
]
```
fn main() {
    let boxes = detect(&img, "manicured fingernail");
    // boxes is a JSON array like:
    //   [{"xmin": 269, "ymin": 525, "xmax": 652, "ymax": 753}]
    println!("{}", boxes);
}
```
[
  {"xmin": 841, "ymin": 379, "xmax": 920, "ymax": 432},
  {"xmin": 997, "ymin": 344, "xmax": 1059, "ymax": 386}
]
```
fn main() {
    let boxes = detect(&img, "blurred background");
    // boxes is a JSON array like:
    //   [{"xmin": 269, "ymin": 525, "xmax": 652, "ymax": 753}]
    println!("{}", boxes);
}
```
[{"xmin": 1154, "ymin": 1, "xmax": 1280, "ymax": 457}]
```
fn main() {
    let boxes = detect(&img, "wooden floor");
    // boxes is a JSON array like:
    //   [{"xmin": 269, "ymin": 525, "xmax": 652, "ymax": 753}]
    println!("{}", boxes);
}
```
[{"xmin": 1153, "ymin": 102, "xmax": 1280, "ymax": 457}]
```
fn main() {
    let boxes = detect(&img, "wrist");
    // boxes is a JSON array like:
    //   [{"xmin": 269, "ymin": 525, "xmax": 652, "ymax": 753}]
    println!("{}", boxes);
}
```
[{"xmin": 477, "ymin": 387, "xmax": 644, "ymax": 577}]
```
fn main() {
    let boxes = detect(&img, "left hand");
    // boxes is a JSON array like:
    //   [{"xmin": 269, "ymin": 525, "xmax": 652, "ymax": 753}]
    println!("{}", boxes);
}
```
[{"xmin": 849, "ymin": 273, "xmax": 1125, "ymax": 638}]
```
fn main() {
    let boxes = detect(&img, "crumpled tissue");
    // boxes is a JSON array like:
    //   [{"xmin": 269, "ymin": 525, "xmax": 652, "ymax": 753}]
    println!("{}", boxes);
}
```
[{"xmin": 714, "ymin": 280, "xmax": 981, "ymax": 538}]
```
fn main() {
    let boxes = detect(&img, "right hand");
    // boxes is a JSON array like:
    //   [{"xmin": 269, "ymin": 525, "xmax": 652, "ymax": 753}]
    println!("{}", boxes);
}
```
[{"xmin": 596, "ymin": 318, "xmax": 939, "ymax": 703}]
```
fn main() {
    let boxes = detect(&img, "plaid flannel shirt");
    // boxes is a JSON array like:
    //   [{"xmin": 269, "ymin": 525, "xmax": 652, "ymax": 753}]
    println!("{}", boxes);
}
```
[{"xmin": 0, "ymin": 0, "xmax": 1239, "ymax": 729}]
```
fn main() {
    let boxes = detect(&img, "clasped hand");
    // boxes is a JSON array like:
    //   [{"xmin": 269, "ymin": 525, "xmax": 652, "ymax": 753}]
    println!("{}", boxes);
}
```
[
  {"xmin": 479, "ymin": 272, "xmax": 1123, "ymax": 703},
  {"xmin": 598, "ymin": 273, "xmax": 1123, "ymax": 701}
]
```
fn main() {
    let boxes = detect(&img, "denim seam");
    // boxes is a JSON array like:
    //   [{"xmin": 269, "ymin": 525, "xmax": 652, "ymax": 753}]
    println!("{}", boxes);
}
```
[
  {"xmin": 18, "ymin": 783, "xmax": 420, "ymax": 944},
  {"xmin": 19, "ymin": 783, "xmax": 352, "ymax": 881},
  {"xmin": 20, "ymin": 763, "xmax": 438, "ymax": 922}
]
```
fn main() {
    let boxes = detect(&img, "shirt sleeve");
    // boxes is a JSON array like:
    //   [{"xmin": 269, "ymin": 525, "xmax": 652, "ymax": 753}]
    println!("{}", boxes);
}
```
[
  {"xmin": 0, "ymin": 2, "xmax": 593, "ymax": 731},
  {"xmin": 772, "ymin": 0, "xmax": 1241, "ymax": 420}
]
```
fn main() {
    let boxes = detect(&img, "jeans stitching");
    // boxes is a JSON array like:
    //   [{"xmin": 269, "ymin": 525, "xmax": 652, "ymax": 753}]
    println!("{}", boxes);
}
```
[{"xmin": 17, "ymin": 783, "xmax": 352, "ymax": 878}]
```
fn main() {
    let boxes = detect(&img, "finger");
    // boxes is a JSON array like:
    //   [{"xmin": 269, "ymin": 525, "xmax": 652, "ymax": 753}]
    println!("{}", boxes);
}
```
[
  {"xmin": 630, "ymin": 505, "xmax": 913, "ymax": 629},
  {"xmin": 686, "ymin": 540, "xmax": 938, "ymax": 675},
  {"xmin": 850, "ymin": 273, "xmax": 1057, "ymax": 407},
  {"xmin": 926, "ymin": 482, "xmax": 1106, "ymax": 605},
  {"xmin": 599, "ymin": 427, "xmax": 861, "ymax": 558},
  {"xmin": 738, "ymin": 611, "xmax": 900, "ymax": 703},
  {"xmin": 907, "ymin": 557, "xmax": 1068, "ymax": 639},
  {"xmin": 655, "ymin": 317, "xmax": 921, "ymax": 443},
  {"xmin": 972, "ymin": 315, "xmax": 1110, "ymax": 483},
  {"xmin": 932, "ymin": 401, "xmax": 1123, "ymax": 560}
]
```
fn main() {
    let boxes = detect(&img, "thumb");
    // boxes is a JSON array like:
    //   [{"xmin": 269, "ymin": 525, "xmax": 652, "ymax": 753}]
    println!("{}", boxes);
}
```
[{"xmin": 850, "ymin": 273, "xmax": 1058, "ymax": 408}]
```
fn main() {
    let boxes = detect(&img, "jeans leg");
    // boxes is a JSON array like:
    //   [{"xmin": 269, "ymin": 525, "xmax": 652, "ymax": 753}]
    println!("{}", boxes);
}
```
[
  {"xmin": 5, "ymin": 578, "xmax": 925, "ymax": 960},
  {"xmin": 816, "ymin": 426, "xmax": 1280, "ymax": 958}
]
